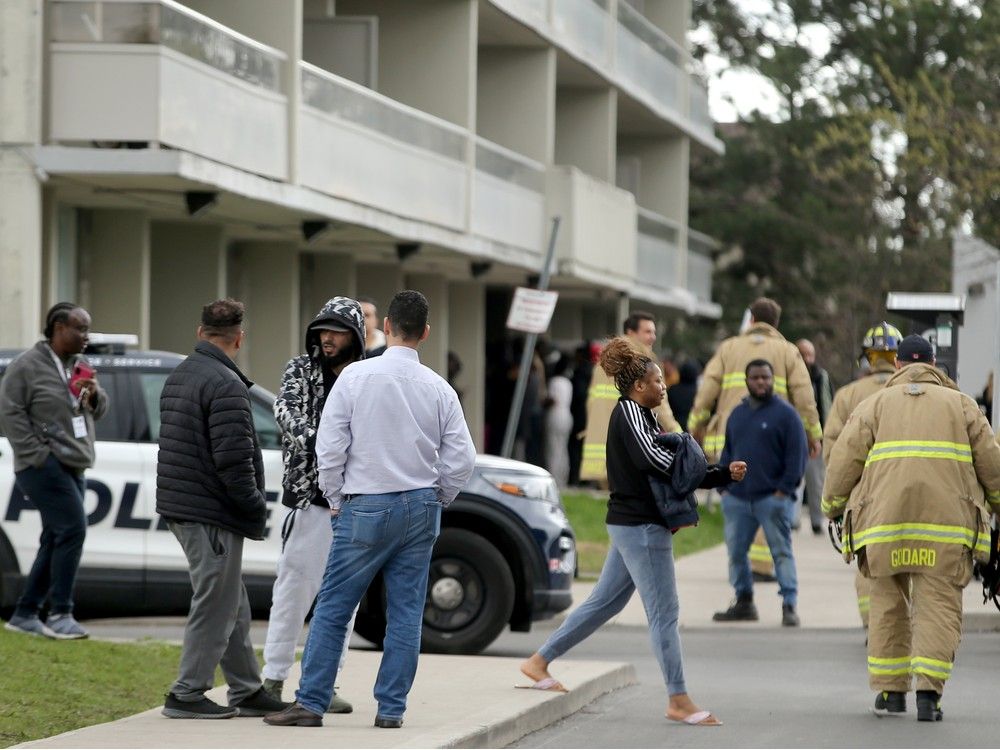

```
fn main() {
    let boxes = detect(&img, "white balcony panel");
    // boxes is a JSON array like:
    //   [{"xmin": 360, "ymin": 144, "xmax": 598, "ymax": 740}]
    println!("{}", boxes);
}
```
[
  {"xmin": 489, "ymin": 0, "xmax": 549, "ymax": 27},
  {"xmin": 547, "ymin": 166, "xmax": 636, "ymax": 290},
  {"xmin": 49, "ymin": 44, "xmax": 288, "ymax": 179},
  {"xmin": 298, "ymin": 65, "xmax": 468, "ymax": 231},
  {"xmin": 552, "ymin": 0, "xmax": 611, "ymax": 69},
  {"xmin": 636, "ymin": 207, "xmax": 680, "ymax": 291},
  {"xmin": 615, "ymin": 2, "xmax": 682, "ymax": 112},
  {"xmin": 472, "ymin": 139, "xmax": 545, "ymax": 253},
  {"xmin": 687, "ymin": 229, "xmax": 717, "ymax": 303}
]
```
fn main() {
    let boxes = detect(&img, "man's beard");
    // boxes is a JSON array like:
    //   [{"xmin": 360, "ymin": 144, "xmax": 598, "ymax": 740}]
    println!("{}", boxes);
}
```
[{"xmin": 321, "ymin": 344, "xmax": 357, "ymax": 369}]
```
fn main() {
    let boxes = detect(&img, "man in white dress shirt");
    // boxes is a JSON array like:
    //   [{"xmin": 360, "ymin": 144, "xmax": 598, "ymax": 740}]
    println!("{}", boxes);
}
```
[{"xmin": 264, "ymin": 290, "xmax": 476, "ymax": 730}]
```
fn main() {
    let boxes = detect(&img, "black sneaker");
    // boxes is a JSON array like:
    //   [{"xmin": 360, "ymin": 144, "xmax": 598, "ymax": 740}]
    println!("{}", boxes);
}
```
[
  {"xmin": 230, "ymin": 686, "xmax": 289, "ymax": 717},
  {"xmin": 162, "ymin": 692, "xmax": 237, "ymax": 719},
  {"xmin": 873, "ymin": 691, "xmax": 906, "ymax": 717},
  {"xmin": 713, "ymin": 597, "xmax": 759, "ymax": 622},
  {"xmin": 781, "ymin": 604, "xmax": 800, "ymax": 627},
  {"xmin": 916, "ymin": 691, "xmax": 943, "ymax": 722}
]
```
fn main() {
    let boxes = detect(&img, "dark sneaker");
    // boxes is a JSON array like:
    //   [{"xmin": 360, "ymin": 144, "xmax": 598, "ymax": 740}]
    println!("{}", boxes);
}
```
[
  {"xmin": 162, "ymin": 692, "xmax": 237, "ymax": 719},
  {"xmin": 374, "ymin": 716, "xmax": 403, "ymax": 728},
  {"xmin": 713, "ymin": 597, "xmax": 759, "ymax": 622},
  {"xmin": 230, "ymin": 686, "xmax": 289, "ymax": 717},
  {"xmin": 46, "ymin": 613, "xmax": 89, "ymax": 640},
  {"xmin": 262, "ymin": 678, "xmax": 283, "ymax": 702},
  {"xmin": 328, "ymin": 690, "xmax": 353, "ymax": 714},
  {"xmin": 263, "ymin": 702, "xmax": 323, "ymax": 727},
  {"xmin": 4, "ymin": 614, "xmax": 57, "ymax": 639},
  {"xmin": 873, "ymin": 691, "xmax": 906, "ymax": 717},
  {"xmin": 781, "ymin": 604, "xmax": 800, "ymax": 627},
  {"xmin": 916, "ymin": 691, "xmax": 943, "ymax": 722}
]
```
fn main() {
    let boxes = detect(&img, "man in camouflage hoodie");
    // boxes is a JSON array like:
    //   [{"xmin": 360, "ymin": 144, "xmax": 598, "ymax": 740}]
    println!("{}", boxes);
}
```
[{"xmin": 261, "ymin": 297, "xmax": 366, "ymax": 713}]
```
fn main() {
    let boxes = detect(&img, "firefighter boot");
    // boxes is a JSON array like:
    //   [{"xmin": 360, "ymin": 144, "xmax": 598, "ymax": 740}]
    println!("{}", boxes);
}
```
[
  {"xmin": 873, "ymin": 691, "xmax": 906, "ymax": 717},
  {"xmin": 713, "ymin": 594, "xmax": 758, "ymax": 622},
  {"xmin": 916, "ymin": 691, "xmax": 943, "ymax": 722}
]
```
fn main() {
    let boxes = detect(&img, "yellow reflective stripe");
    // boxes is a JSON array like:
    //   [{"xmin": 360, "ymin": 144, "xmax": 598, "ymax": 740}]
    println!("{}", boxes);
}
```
[
  {"xmin": 806, "ymin": 421, "xmax": 822, "ymax": 438},
  {"xmin": 582, "ymin": 445, "xmax": 605, "ymax": 458},
  {"xmin": 688, "ymin": 409, "xmax": 710, "ymax": 429},
  {"xmin": 852, "ymin": 522, "xmax": 980, "ymax": 549},
  {"xmin": 588, "ymin": 384, "xmax": 620, "ymax": 399},
  {"xmin": 667, "ymin": 425, "xmax": 682, "ymax": 433},
  {"xmin": 857, "ymin": 596, "xmax": 870, "ymax": 614},
  {"xmin": 866, "ymin": 440, "xmax": 972, "ymax": 466},
  {"xmin": 912, "ymin": 657, "xmax": 952, "ymax": 679},
  {"xmin": 987, "ymin": 489, "xmax": 1000, "ymax": 503},
  {"xmin": 773, "ymin": 376, "xmax": 788, "ymax": 395},
  {"xmin": 749, "ymin": 544, "xmax": 773, "ymax": 562},
  {"xmin": 821, "ymin": 495, "xmax": 848, "ymax": 514},
  {"xmin": 868, "ymin": 655, "xmax": 911, "ymax": 676},
  {"xmin": 704, "ymin": 435, "xmax": 726, "ymax": 453}
]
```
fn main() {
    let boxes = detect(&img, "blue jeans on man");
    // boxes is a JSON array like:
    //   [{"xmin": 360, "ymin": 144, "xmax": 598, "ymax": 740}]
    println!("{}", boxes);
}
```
[
  {"xmin": 722, "ymin": 492, "xmax": 797, "ymax": 606},
  {"xmin": 296, "ymin": 489, "xmax": 441, "ymax": 722}
]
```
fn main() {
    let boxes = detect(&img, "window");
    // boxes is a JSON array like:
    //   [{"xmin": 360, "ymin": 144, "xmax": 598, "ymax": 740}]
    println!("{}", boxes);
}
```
[
  {"xmin": 250, "ymin": 392, "xmax": 281, "ymax": 450},
  {"xmin": 138, "ymin": 372, "xmax": 170, "ymax": 442}
]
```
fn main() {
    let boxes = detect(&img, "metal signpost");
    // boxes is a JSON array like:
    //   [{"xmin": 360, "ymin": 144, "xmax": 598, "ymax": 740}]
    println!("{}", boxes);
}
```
[{"xmin": 500, "ymin": 216, "xmax": 560, "ymax": 459}]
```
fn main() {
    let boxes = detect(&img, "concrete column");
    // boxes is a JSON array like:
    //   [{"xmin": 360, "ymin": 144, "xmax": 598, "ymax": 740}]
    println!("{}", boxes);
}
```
[
  {"xmin": 618, "ymin": 136, "xmax": 689, "ymax": 223},
  {"xmin": 448, "ymin": 281, "xmax": 485, "ymax": 451},
  {"xmin": 149, "ymin": 222, "xmax": 226, "ymax": 355},
  {"xmin": 229, "ymin": 242, "xmax": 300, "ymax": 392},
  {"xmin": 78, "ymin": 210, "xmax": 151, "ymax": 344},
  {"xmin": 356, "ymin": 262, "xmax": 403, "ymax": 327},
  {"xmin": 555, "ymin": 87, "xmax": 617, "ymax": 182},
  {"xmin": 300, "ymin": 252, "xmax": 357, "ymax": 332},
  {"xmin": 405, "ymin": 272, "xmax": 448, "ymax": 377},
  {"xmin": 0, "ymin": 1, "xmax": 43, "ymax": 347},
  {"xmin": 337, "ymin": 0, "xmax": 477, "ymax": 129},
  {"xmin": 476, "ymin": 47, "xmax": 556, "ymax": 163}
]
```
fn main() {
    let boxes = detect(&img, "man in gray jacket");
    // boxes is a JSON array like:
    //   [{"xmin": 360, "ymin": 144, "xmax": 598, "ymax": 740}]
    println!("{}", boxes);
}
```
[{"xmin": 0, "ymin": 302, "xmax": 107, "ymax": 639}]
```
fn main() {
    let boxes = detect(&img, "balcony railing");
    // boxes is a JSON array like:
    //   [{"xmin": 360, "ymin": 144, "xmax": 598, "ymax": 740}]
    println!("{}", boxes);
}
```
[
  {"xmin": 636, "ymin": 207, "xmax": 680, "ymax": 291},
  {"xmin": 473, "ymin": 138, "xmax": 546, "ymax": 251},
  {"xmin": 687, "ymin": 229, "xmax": 718, "ymax": 303},
  {"xmin": 615, "ymin": 2, "xmax": 683, "ymax": 112},
  {"xmin": 50, "ymin": 0, "xmax": 285, "ymax": 92},
  {"xmin": 689, "ymin": 81, "xmax": 713, "ymax": 132},
  {"xmin": 552, "ymin": 0, "xmax": 612, "ymax": 69}
]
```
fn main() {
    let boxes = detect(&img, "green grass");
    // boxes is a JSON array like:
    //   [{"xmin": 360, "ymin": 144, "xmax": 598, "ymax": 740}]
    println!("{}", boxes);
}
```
[
  {"xmin": 562, "ymin": 490, "xmax": 725, "ymax": 577},
  {"xmin": 0, "ymin": 630, "xmax": 185, "ymax": 747}
]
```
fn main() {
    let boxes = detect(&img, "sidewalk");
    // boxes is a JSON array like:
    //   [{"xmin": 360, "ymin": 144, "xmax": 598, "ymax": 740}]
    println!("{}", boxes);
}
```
[
  {"xmin": 564, "ymin": 521, "xmax": 1000, "ymax": 631},
  {"xmin": 17, "ymin": 654, "xmax": 635, "ymax": 749}
]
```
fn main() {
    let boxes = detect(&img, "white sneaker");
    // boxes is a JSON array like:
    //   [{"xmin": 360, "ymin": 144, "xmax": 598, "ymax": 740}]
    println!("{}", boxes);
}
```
[
  {"xmin": 45, "ymin": 613, "xmax": 89, "ymax": 639},
  {"xmin": 5, "ymin": 614, "xmax": 58, "ymax": 639}
]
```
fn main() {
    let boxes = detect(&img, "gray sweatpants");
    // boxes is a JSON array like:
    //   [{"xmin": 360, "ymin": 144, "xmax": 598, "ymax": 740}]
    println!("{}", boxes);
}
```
[{"xmin": 168, "ymin": 520, "xmax": 261, "ymax": 704}]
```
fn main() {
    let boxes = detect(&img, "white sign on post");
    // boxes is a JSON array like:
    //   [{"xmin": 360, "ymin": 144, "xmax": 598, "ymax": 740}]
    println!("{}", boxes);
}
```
[{"xmin": 506, "ymin": 287, "xmax": 559, "ymax": 334}]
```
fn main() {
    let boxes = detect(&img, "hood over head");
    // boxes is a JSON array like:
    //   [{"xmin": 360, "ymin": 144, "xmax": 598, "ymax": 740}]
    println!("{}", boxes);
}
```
[{"xmin": 306, "ymin": 297, "xmax": 366, "ymax": 363}]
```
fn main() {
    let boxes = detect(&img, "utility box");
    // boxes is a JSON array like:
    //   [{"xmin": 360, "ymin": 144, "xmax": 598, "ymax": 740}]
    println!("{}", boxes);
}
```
[{"xmin": 886, "ymin": 292, "xmax": 966, "ymax": 381}]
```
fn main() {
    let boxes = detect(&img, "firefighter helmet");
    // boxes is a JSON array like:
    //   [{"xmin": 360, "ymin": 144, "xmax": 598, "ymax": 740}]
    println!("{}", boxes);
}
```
[{"xmin": 862, "ymin": 322, "xmax": 902, "ymax": 353}]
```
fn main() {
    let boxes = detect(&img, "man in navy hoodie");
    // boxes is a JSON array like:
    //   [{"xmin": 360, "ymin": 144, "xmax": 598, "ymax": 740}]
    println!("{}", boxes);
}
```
[{"xmin": 715, "ymin": 358, "xmax": 807, "ymax": 626}]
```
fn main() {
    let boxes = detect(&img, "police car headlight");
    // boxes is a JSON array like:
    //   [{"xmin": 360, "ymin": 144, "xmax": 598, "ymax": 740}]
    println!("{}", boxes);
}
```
[{"xmin": 480, "ymin": 472, "xmax": 560, "ymax": 505}]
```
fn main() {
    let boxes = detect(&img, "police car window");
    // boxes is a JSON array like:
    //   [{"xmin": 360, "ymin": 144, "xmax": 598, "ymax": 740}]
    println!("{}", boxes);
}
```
[
  {"xmin": 251, "ymin": 397, "xmax": 280, "ymax": 450},
  {"xmin": 93, "ymin": 372, "xmax": 129, "ymax": 441},
  {"xmin": 138, "ymin": 373, "xmax": 170, "ymax": 442}
]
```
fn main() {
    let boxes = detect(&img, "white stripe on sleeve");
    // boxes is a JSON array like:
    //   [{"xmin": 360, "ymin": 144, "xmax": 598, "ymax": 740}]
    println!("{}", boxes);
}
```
[{"xmin": 621, "ymin": 399, "xmax": 675, "ymax": 473}]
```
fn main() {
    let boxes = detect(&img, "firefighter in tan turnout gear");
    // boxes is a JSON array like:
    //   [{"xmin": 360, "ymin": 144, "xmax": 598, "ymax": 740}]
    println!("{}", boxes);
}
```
[
  {"xmin": 823, "ymin": 335, "xmax": 1000, "ymax": 722},
  {"xmin": 823, "ymin": 322, "xmax": 903, "ymax": 628},
  {"xmin": 580, "ymin": 311, "xmax": 680, "ymax": 482},
  {"xmin": 689, "ymin": 298, "xmax": 822, "ymax": 583}
]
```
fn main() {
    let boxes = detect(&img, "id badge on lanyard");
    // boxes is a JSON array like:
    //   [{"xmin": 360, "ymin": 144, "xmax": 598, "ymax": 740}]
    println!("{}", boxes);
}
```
[{"xmin": 48, "ymin": 346, "xmax": 88, "ymax": 439}]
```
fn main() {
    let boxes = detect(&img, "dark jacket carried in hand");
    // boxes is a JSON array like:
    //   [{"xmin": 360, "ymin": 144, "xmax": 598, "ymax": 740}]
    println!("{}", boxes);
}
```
[
  {"xmin": 156, "ymin": 341, "xmax": 266, "ymax": 540},
  {"xmin": 275, "ymin": 297, "xmax": 366, "ymax": 509},
  {"xmin": 605, "ymin": 397, "xmax": 732, "ymax": 528}
]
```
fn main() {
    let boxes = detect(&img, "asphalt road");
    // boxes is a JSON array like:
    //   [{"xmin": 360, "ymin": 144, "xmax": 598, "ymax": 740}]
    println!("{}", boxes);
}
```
[{"xmin": 83, "ymin": 617, "xmax": 1000, "ymax": 748}]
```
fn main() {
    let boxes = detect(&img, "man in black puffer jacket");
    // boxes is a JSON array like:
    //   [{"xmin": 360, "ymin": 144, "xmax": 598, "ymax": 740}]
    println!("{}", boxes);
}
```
[{"xmin": 156, "ymin": 299, "xmax": 286, "ymax": 720}]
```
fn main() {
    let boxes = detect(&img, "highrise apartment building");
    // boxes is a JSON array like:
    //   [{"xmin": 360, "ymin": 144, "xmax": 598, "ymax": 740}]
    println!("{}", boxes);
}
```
[{"xmin": 1, "ymin": 0, "xmax": 721, "ymax": 447}]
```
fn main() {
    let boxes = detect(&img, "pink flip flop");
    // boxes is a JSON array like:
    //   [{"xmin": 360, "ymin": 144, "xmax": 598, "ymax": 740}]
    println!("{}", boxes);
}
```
[
  {"xmin": 514, "ymin": 677, "xmax": 569, "ymax": 692},
  {"xmin": 669, "ymin": 710, "xmax": 723, "ymax": 726}
]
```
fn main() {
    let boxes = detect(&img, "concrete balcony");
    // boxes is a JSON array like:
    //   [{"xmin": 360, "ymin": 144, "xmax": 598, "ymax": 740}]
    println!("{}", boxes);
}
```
[
  {"xmin": 614, "ymin": 1, "xmax": 682, "ymax": 114},
  {"xmin": 547, "ymin": 165, "xmax": 636, "ymax": 291},
  {"xmin": 552, "ymin": 0, "xmax": 612, "ymax": 70},
  {"xmin": 636, "ymin": 207, "xmax": 681, "ymax": 290},
  {"xmin": 472, "ymin": 138, "xmax": 546, "ymax": 254},
  {"xmin": 299, "ymin": 63, "xmax": 469, "ymax": 232},
  {"xmin": 47, "ymin": 0, "xmax": 288, "ymax": 179},
  {"xmin": 687, "ymin": 228, "xmax": 721, "ymax": 317}
]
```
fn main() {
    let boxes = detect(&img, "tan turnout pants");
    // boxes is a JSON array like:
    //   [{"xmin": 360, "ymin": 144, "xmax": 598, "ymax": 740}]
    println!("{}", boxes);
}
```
[{"xmin": 867, "ymin": 573, "xmax": 963, "ymax": 695}]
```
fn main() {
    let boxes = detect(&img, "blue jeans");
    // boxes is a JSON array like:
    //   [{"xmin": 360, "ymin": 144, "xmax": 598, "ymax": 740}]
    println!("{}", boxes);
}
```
[
  {"xmin": 539, "ymin": 523, "xmax": 687, "ymax": 696},
  {"xmin": 296, "ymin": 490, "xmax": 441, "ymax": 719},
  {"xmin": 13, "ymin": 454, "xmax": 87, "ymax": 617},
  {"xmin": 722, "ymin": 492, "xmax": 797, "ymax": 606}
]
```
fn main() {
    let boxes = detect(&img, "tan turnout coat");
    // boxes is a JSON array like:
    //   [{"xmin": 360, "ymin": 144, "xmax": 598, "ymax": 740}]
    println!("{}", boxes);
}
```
[
  {"xmin": 822, "ymin": 360, "xmax": 897, "ymax": 464},
  {"xmin": 689, "ymin": 322, "xmax": 821, "ymax": 462},
  {"xmin": 823, "ymin": 363, "xmax": 1000, "ymax": 581}
]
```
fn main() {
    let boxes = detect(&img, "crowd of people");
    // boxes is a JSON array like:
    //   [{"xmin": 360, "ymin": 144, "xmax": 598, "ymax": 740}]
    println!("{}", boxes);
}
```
[{"xmin": 3, "ymin": 290, "xmax": 999, "ymax": 730}]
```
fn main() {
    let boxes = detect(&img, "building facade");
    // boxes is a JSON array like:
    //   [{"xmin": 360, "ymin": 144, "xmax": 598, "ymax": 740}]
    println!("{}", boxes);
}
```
[{"xmin": 1, "ymin": 0, "xmax": 721, "ymax": 448}]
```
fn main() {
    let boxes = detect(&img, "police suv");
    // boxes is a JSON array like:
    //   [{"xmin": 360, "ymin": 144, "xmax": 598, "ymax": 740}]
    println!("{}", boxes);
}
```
[{"xmin": 0, "ymin": 337, "xmax": 576, "ymax": 654}]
